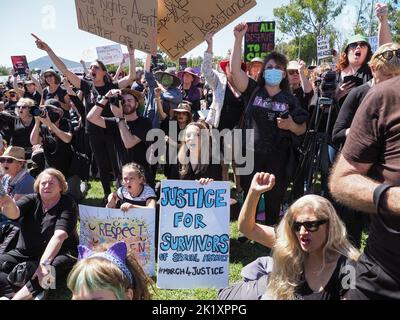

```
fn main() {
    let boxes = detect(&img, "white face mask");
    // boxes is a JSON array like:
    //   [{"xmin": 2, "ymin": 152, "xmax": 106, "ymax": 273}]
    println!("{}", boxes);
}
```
[{"xmin": 264, "ymin": 69, "xmax": 283, "ymax": 86}]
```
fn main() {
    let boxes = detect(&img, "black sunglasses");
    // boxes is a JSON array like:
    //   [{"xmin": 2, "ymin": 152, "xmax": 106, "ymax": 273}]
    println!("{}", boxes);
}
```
[
  {"xmin": 0, "ymin": 158, "xmax": 15, "ymax": 164},
  {"xmin": 348, "ymin": 42, "xmax": 368, "ymax": 50},
  {"xmin": 292, "ymin": 219, "xmax": 329, "ymax": 232},
  {"xmin": 377, "ymin": 49, "xmax": 400, "ymax": 61}
]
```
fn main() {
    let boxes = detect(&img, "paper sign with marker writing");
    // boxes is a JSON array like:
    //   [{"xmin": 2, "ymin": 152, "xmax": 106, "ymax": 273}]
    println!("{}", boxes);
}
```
[
  {"xmin": 244, "ymin": 21, "xmax": 275, "ymax": 63},
  {"xmin": 79, "ymin": 205, "xmax": 156, "ymax": 276},
  {"xmin": 158, "ymin": 0, "xmax": 257, "ymax": 60},
  {"xmin": 96, "ymin": 44, "xmax": 123, "ymax": 65},
  {"xmin": 157, "ymin": 180, "xmax": 230, "ymax": 289},
  {"xmin": 317, "ymin": 35, "xmax": 331, "ymax": 60},
  {"xmin": 75, "ymin": 0, "xmax": 157, "ymax": 54}
]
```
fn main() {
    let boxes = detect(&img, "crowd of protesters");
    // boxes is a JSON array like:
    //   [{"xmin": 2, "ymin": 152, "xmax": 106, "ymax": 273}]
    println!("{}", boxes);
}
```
[{"xmin": 0, "ymin": 2, "xmax": 399, "ymax": 300}]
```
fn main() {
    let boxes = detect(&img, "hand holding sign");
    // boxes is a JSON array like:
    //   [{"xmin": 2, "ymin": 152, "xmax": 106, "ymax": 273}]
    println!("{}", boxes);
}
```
[
  {"xmin": 250, "ymin": 172, "xmax": 275, "ymax": 195},
  {"xmin": 233, "ymin": 22, "xmax": 248, "ymax": 40}
]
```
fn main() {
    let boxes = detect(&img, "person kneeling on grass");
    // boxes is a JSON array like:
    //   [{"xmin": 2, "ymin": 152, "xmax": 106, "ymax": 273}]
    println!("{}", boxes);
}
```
[
  {"xmin": 218, "ymin": 172, "xmax": 360, "ymax": 300},
  {"xmin": 67, "ymin": 241, "xmax": 152, "ymax": 300},
  {"xmin": 106, "ymin": 163, "xmax": 157, "ymax": 211}
]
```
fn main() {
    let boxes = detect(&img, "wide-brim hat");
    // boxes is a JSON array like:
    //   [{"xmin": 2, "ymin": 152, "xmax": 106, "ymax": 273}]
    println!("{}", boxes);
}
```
[
  {"xmin": 4, "ymin": 89, "xmax": 20, "ymax": 99},
  {"xmin": 43, "ymin": 69, "xmax": 61, "ymax": 82},
  {"xmin": 121, "ymin": 88, "xmax": 144, "ymax": 107},
  {"xmin": 248, "ymin": 57, "xmax": 264, "ymax": 68},
  {"xmin": 346, "ymin": 34, "xmax": 370, "ymax": 49},
  {"xmin": 155, "ymin": 68, "xmax": 181, "ymax": 88},
  {"xmin": 0, "ymin": 146, "xmax": 26, "ymax": 162},
  {"xmin": 177, "ymin": 67, "xmax": 200, "ymax": 86},
  {"xmin": 24, "ymin": 80, "xmax": 35, "ymax": 85},
  {"xmin": 287, "ymin": 60, "xmax": 300, "ymax": 70},
  {"xmin": 173, "ymin": 101, "xmax": 192, "ymax": 114},
  {"xmin": 220, "ymin": 60, "xmax": 247, "ymax": 73}
]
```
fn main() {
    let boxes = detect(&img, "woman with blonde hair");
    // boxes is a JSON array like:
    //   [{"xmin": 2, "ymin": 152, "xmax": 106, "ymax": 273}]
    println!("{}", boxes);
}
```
[
  {"xmin": 67, "ymin": 241, "xmax": 152, "ymax": 300},
  {"xmin": 219, "ymin": 172, "xmax": 359, "ymax": 300}
]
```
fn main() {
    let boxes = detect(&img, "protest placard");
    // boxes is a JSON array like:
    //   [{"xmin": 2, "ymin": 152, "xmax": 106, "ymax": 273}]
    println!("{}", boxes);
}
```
[
  {"xmin": 179, "ymin": 58, "xmax": 187, "ymax": 71},
  {"xmin": 11, "ymin": 56, "xmax": 29, "ymax": 76},
  {"xmin": 157, "ymin": 180, "xmax": 230, "ymax": 289},
  {"xmin": 79, "ymin": 205, "xmax": 156, "ymax": 276},
  {"xmin": 317, "ymin": 35, "xmax": 331, "ymax": 60},
  {"xmin": 244, "ymin": 21, "xmax": 275, "ymax": 62},
  {"xmin": 96, "ymin": 44, "xmax": 124, "ymax": 65},
  {"xmin": 75, "ymin": 0, "xmax": 157, "ymax": 54},
  {"xmin": 368, "ymin": 35, "xmax": 378, "ymax": 53},
  {"xmin": 158, "ymin": 0, "xmax": 257, "ymax": 60}
]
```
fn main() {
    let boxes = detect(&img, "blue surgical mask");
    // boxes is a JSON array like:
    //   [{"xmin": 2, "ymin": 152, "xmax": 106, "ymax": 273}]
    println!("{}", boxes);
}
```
[{"xmin": 264, "ymin": 69, "xmax": 283, "ymax": 86}]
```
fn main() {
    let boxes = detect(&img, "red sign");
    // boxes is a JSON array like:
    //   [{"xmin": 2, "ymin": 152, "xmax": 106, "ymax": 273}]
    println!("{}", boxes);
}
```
[{"xmin": 11, "ymin": 56, "xmax": 29, "ymax": 76}]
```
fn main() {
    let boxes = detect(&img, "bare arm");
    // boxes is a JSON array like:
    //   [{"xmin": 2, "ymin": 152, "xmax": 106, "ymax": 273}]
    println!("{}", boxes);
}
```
[
  {"xmin": 13, "ymin": 75, "xmax": 25, "ymax": 96},
  {"xmin": 30, "ymin": 118, "xmax": 42, "ymax": 145},
  {"xmin": 230, "ymin": 23, "xmax": 249, "ymax": 93},
  {"xmin": 155, "ymin": 87, "xmax": 167, "ymax": 120},
  {"xmin": 0, "ymin": 195, "xmax": 20, "ymax": 220},
  {"xmin": 118, "ymin": 47, "xmax": 135, "ymax": 89},
  {"xmin": 47, "ymin": 122, "xmax": 73, "ymax": 144},
  {"xmin": 86, "ymin": 98, "xmax": 108, "ymax": 129},
  {"xmin": 298, "ymin": 61, "xmax": 313, "ymax": 94},
  {"xmin": 277, "ymin": 115, "xmax": 307, "ymax": 136},
  {"xmin": 376, "ymin": 3, "xmax": 392, "ymax": 46},
  {"xmin": 238, "ymin": 172, "xmax": 276, "ymax": 248},
  {"xmin": 33, "ymin": 34, "xmax": 81, "ymax": 89},
  {"xmin": 31, "ymin": 76, "xmax": 43, "ymax": 95},
  {"xmin": 329, "ymin": 154, "xmax": 400, "ymax": 215},
  {"xmin": 113, "ymin": 58, "xmax": 125, "ymax": 82},
  {"xmin": 118, "ymin": 120, "xmax": 141, "ymax": 149}
]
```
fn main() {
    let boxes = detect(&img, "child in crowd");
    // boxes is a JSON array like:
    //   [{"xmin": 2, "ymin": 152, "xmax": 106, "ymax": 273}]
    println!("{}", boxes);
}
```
[
  {"xmin": 67, "ymin": 242, "xmax": 152, "ymax": 300},
  {"xmin": 106, "ymin": 163, "xmax": 157, "ymax": 211}
]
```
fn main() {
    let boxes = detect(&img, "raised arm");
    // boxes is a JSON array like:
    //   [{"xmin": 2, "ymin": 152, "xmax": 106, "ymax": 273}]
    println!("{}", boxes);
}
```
[
  {"xmin": 201, "ymin": 33, "xmax": 220, "ymax": 90},
  {"xmin": 30, "ymin": 118, "xmax": 43, "ymax": 145},
  {"xmin": 113, "ymin": 57, "xmax": 125, "ymax": 82},
  {"xmin": 238, "ymin": 172, "xmax": 277, "ymax": 248},
  {"xmin": 118, "ymin": 47, "xmax": 135, "ymax": 89},
  {"xmin": 298, "ymin": 60, "xmax": 313, "ymax": 94},
  {"xmin": 12, "ymin": 74, "xmax": 25, "ymax": 96},
  {"xmin": 230, "ymin": 23, "xmax": 249, "ymax": 93},
  {"xmin": 32, "ymin": 34, "xmax": 81, "ymax": 89},
  {"xmin": 376, "ymin": 3, "xmax": 392, "ymax": 46},
  {"xmin": 31, "ymin": 74, "xmax": 43, "ymax": 95},
  {"xmin": 155, "ymin": 87, "xmax": 167, "ymax": 120}
]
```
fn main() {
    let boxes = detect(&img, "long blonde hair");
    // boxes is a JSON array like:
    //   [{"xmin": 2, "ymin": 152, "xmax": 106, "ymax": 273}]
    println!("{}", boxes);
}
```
[{"xmin": 266, "ymin": 195, "xmax": 360, "ymax": 300}]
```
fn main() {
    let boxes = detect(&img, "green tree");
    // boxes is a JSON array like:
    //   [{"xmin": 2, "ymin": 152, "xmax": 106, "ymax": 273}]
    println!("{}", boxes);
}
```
[{"xmin": 0, "ymin": 65, "xmax": 10, "ymax": 76}]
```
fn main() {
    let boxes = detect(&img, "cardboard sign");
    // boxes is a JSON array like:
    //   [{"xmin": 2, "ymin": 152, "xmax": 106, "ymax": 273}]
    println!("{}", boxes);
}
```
[
  {"xmin": 79, "ymin": 205, "xmax": 156, "ymax": 276},
  {"xmin": 244, "ymin": 21, "xmax": 275, "ymax": 63},
  {"xmin": 158, "ymin": 0, "xmax": 257, "ymax": 60},
  {"xmin": 75, "ymin": 0, "xmax": 157, "ymax": 54},
  {"xmin": 157, "ymin": 180, "xmax": 230, "ymax": 289},
  {"xmin": 317, "ymin": 35, "xmax": 331, "ymax": 60},
  {"xmin": 96, "ymin": 44, "xmax": 124, "ymax": 65},
  {"xmin": 11, "ymin": 56, "xmax": 29, "ymax": 76}
]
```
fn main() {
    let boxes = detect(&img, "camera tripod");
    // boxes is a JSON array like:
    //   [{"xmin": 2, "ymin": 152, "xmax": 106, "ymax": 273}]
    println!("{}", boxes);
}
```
[{"xmin": 291, "ymin": 97, "xmax": 339, "ymax": 198}]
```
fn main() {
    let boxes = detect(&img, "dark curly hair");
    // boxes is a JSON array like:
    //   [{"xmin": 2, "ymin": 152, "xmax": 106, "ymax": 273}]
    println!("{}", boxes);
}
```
[
  {"xmin": 257, "ymin": 52, "xmax": 290, "ymax": 92},
  {"xmin": 337, "ymin": 44, "xmax": 373, "ymax": 72}
]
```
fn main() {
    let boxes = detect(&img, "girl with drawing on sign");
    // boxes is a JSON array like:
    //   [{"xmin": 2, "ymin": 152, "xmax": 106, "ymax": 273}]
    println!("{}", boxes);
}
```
[
  {"xmin": 68, "ymin": 241, "xmax": 153, "ymax": 300},
  {"xmin": 230, "ymin": 22, "xmax": 309, "ymax": 227},
  {"xmin": 106, "ymin": 162, "xmax": 157, "ymax": 211}
]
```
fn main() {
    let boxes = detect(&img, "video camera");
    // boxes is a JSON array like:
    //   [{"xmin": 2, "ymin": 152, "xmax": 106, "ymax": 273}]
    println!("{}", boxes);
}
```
[
  {"xmin": 315, "ymin": 70, "xmax": 337, "ymax": 105},
  {"xmin": 30, "ymin": 106, "xmax": 62, "ymax": 123}
]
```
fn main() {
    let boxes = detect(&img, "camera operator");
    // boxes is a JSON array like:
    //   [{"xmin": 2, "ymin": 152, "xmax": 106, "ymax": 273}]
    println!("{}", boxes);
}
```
[
  {"xmin": 0, "ymin": 98, "xmax": 35, "ymax": 160},
  {"xmin": 30, "ymin": 99, "xmax": 83, "ymax": 202},
  {"xmin": 87, "ymin": 88, "xmax": 154, "ymax": 187}
]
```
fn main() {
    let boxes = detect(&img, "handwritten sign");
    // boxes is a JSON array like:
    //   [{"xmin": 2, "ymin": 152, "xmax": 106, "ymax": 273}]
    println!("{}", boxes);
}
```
[
  {"xmin": 158, "ymin": 0, "xmax": 257, "ymax": 60},
  {"xmin": 11, "ymin": 56, "xmax": 29, "ymax": 76},
  {"xmin": 75, "ymin": 0, "xmax": 157, "ymax": 54},
  {"xmin": 157, "ymin": 180, "xmax": 230, "ymax": 289},
  {"xmin": 79, "ymin": 205, "xmax": 156, "ymax": 276},
  {"xmin": 317, "ymin": 35, "xmax": 331, "ymax": 60},
  {"xmin": 96, "ymin": 44, "xmax": 124, "ymax": 65},
  {"xmin": 244, "ymin": 21, "xmax": 275, "ymax": 63}
]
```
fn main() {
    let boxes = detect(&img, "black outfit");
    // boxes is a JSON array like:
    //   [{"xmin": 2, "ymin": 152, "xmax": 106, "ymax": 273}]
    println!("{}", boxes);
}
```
[
  {"xmin": 42, "ymin": 86, "xmax": 70, "ymax": 118},
  {"xmin": 4, "ymin": 101, "xmax": 18, "ymax": 112},
  {"xmin": 178, "ymin": 162, "xmax": 222, "ymax": 181},
  {"xmin": 40, "ymin": 118, "xmax": 74, "ymax": 177},
  {"xmin": 24, "ymin": 91, "xmax": 41, "ymax": 106},
  {"xmin": 240, "ymin": 79, "xmax": 308, "ymax": 226},
  {"xmin": 218, "ymin": 86, "xmax": 245, "ymax": 131},
  {"xmin": 80, "ymin": 79, "xmax": 120, "ymax": 196},
  {"xmin": 0, "ymin": 112, "xmax": 34, "ymax": 159},
  {"xmin": 105, "ymin": 116, "xmax": 154, "ymax": 187},
  {"xmin": 0, "ymin": 194, "xmax": 78, "ymax": 298}
]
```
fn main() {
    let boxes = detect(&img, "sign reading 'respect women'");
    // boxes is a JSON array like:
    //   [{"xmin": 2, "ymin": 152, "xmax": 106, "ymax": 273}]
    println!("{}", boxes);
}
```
[
  {"xmin": 79, "ymin": 205, "xmax": 156, "ymax": 276},
  {"xmin": 158, "ymin": 0, "xmax": 257, "ymax": 60},
  {"xmin": 75, "ymin": 0, "xmax": 157, "ymax": 55},
  {"xmin": 157, "ymin": 180, "xmax": 230, "ymax": 289},
  {"xmin": 244, "ymin": 21, "xmax": 275, "ymax": 63}
]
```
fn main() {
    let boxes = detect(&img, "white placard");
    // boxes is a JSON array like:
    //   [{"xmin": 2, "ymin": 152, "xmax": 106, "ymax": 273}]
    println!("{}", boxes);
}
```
[
  {"xmin": 157, "ymin": 180, "xmax": 230, "ymax": 289},
  {"xmin": 317, "ymin": 35, "xmax": 331, "ymax": 60},
  {"xmin": 96, "ymin": 44, "xmax": 124, "ymax": 66},
  {"xmin": 79, "ymin": 205, "xmax": 156, "ymax": 276}
]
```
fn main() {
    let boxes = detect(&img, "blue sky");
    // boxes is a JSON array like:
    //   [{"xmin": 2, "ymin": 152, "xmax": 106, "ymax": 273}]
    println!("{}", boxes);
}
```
[{"xmin": 0, "ymin": 0, "xmax": 387, "ymax": 67}]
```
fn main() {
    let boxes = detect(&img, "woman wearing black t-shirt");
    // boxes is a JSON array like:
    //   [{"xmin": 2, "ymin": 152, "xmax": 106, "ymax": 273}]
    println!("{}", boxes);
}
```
[
  {"xmin": 230, "ymin": 23, "xmax": 308, "ymax": 226},
  {"xmin": 34, "ymin": 34, "xmax": 136, "ymax": 202},
  {"xmin": 0, "ymin": 168, "xmax": 78, "ymax": 300},
  {"xmin": 40, "ymin": 69, "xmax": 71, "ymax": 116},
  {"xmin": 218, "ymin": 173, "xmax": 360, "ymax": 300},
  {"xmin": 0, "ymin": 98, "xmax": 35, "ymax": 159}
]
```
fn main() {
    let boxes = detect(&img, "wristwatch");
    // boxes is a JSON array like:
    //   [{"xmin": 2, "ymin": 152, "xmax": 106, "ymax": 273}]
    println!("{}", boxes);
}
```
[{"xmin": 115, "ymin": 117, "xmax": 124, "ymax": 124}]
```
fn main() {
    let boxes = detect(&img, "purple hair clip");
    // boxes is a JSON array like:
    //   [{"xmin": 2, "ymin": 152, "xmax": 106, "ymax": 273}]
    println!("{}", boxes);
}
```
[{"xmin": 78, "ymin": 241, "xmax": 135, "ymax": 285}]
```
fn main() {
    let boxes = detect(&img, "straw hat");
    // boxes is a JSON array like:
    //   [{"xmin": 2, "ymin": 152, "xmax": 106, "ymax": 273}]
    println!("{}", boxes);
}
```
[{"xmin": 0, "ymin": 146, "xmax": 26, "ymax": 162}]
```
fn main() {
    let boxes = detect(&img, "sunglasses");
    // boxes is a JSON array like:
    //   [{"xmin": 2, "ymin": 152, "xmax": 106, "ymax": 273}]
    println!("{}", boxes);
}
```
[
  {"xmin": 44, "ymin": 74, "xmax": 54, "ymax": 78},
  {"xmin": 348, "ymin": 42, "xmax": 368, "ymax": 50},
  {"xmin": 10, "ymin": 93, "xmax": 17, "ymax": 97},
  {"xmin": 292, "ymin": 219, "xmax": 328, "ymax": 232},
  {"xmin": 18, "ymin": 106, "xmax": 29, "ymax": 109},
  {"xmin": 288, "ymin": 70, "xmax": 299, "ymax": 75},
  {"xmin": 0, "ymin": 158, "xmax": 15, "ymax": 164},
  {"xmin": 90, "ymin": 65, "xmax": 101, "ymax": 70},
  {"xmin": 265, "ymin": 65, "xmax": 284, "ymax": 71},
  {"xmin": 377, "ymin": 49, "xmax": 400, "ymax": 61}
]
